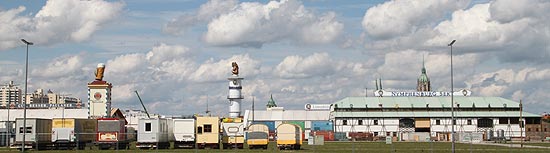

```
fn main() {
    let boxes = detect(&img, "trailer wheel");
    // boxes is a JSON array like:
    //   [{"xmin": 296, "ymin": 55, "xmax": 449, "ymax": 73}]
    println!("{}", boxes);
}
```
[
  {"xmin": 99, "ymin": 144, "xmax": 111, "ymax": 150},
  {"xmin": 263, "ymin": 145, "xmax": 268, "ymax": 149},
  {"xmin": 117, "ymin": 143, "xmax": 127, "ymax": 150}
]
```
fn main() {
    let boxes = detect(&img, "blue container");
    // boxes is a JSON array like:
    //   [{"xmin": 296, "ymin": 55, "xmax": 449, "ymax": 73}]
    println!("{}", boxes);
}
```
[
  {"xmin": 252, "ymin": 121, "xmax": 275, "ymax": 132},
  {"xmin": 312, "ymin": 121, "xmax": 333, "ymax": 131},
  {"xmin": 335, "ymin": 132, "xmax": 347, "ymax": 141}
]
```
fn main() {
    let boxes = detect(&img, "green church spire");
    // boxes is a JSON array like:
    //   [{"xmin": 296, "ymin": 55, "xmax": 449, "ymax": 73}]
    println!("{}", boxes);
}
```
[
  {"xmin": 417, "ymin": 55, "xmax": 431, "ymax": 91},
  {"xmin": 266, "ymin": 94, "xmax": 277, "ymax": 108}
]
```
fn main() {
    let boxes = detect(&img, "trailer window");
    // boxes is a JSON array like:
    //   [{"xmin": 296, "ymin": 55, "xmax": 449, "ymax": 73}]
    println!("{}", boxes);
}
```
[
  {"xmin": 145, "ymin": 123, "xmax": 151, "ymax": 132},
  {"xmin": 197, "ymin": 126, "xmax": 203, "ymax": 134},
  {"xmin": 204, "ymin": 124, "xmax": 212, "ymax": 133},
  {"xmin": 19, "ymin": 127, "xmax": 32, "ymax": 133}
]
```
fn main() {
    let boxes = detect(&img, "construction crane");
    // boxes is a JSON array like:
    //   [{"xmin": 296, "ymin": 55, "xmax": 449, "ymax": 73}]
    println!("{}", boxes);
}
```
[{"xmin": 134, "ymin": 91, "xmax": 151, "ymax": 118}]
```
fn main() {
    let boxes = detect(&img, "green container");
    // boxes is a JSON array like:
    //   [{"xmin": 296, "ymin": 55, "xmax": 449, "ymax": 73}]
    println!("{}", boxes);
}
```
[{"xmin": 283, "ymin": 121, "xmax": 305, "ymax": 131}]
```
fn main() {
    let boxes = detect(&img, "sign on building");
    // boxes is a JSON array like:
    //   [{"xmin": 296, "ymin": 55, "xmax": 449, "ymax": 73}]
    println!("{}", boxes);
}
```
[{"xmin": 304, "ymin": 104, "xmax": 331, "ymax": 111}]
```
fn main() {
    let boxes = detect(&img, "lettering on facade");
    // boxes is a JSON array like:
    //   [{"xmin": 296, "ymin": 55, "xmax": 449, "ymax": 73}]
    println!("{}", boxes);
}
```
[
  {"xmin": 375, "ymin": 89, "xmax": 471, "ymax": 97},
  {"xmin": 3, "ymin": 103, "xmax": 84, "ymax": 109}
]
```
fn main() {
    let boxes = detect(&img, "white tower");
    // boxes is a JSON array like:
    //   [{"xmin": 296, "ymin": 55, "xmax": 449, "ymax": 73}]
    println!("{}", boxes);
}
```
[
  {"xmin": 88, "ymin": 63, "xmax": 112, "ymax": 118},
  {"xmin": 228, "ymin": 62, "xmax": 243, "ymax": 118}
]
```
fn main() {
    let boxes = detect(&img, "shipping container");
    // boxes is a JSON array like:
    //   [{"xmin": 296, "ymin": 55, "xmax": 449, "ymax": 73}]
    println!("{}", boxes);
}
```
[
  {"xmin": 246, "ymin": 124, "xmax": 268, "ymax": 149},
  {"xmin": 14, "ymin": 118, "xmax": 52, "ymax": 150},
  {"xmin": 221, "ymin": 122, "xmax": 244, "ymax": 149},
  {"xmin": 276, "ymin": 123, "xmax": 302, "ymax": 150},
  {"xmin": 312, "ymin": 121, "xmax": 333, "ymax": 131},
  {"xmin": 349, "ymin": 132, "xmax": 374, "ymax": 141},
  {"xmin": 334, "ymin": 132, "xmax": 347, "ymax": 141},
  {"xmin": 51, "ymin": 118, "xmax": 97, "ymax": 150},
  {"xmin": 311, "ymin": 131, "xmax": 335, "ymax": 141},
  {"xmin": 96, "ymin": 118, "xmax": 128, "ymax": 150},
  {"xmin": 136, "ymin": 118, "xmax": 170, "ymax": 149},
  {"xmin": 172, "ymin": 119, "xmax": 195, "ymax": 149},
  {"xmin": 195, "ymin": 116, "xmax": 219, "ymax": 149}
]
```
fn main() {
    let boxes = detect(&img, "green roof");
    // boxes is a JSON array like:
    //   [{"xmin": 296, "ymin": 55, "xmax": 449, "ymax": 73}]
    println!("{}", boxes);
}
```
[
  {"xmin": 266, "ymin": 94, "xmax": 277, "ymax": 108},
  {"xmin": 333, "ymin": 96, "xmax": 520, "ymax": 109},
  {"xmin": 418, "ymin": 58, "xmax": 429, "ymax": 82},
  {"xmin": 332, "ymin": 111, "xmax": 540, "ymax": 118}
]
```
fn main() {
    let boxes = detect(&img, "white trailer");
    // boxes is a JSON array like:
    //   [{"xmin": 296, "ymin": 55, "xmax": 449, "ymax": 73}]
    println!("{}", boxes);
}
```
[
  {"xmin": 172, "ymin": 119, "xmax": 195, "ymax": 149},
  {"xmin": 221, "ymin": 122, "xmax": 245, "ymax": 149},
  {"xmin": 137, "ymin": 118, "xmax": 170, "ymax": 149},
  {"xmin": 14, "ymin": 118, "xmax": 52, "ymax": 150}
]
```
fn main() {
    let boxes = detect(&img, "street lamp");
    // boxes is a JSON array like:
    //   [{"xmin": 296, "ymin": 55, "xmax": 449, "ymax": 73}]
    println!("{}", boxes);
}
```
[
  {"xmin": 20, "ymin": 39, "xmax": 33, "ymax": 152},
  {"xmin": 448, "ymin": 39, "xmax": 456, "ymax": 153}
]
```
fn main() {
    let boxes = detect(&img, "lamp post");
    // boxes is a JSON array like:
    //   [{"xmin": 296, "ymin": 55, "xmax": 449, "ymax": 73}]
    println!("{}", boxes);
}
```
[
  {"xmin": 20, "ymin": 39, "xmax": 33, "ymax": 152},
  {"xmin": 448, "ymin": 39, "xmax": 456, "ymax": 153}
]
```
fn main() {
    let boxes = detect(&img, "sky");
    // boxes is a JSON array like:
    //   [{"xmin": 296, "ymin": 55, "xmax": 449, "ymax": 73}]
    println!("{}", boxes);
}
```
[{"xmin": 0, "ymin": 0, "xmax": 549, "ymax": 116}]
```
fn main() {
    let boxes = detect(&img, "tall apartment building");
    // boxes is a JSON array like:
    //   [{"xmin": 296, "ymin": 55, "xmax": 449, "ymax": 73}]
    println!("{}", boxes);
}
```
[
  {"xmin": 25, "ymin": 89, "xmax": 80, "ymax": 104},
  {"xmin": 0, "ymin": 81, "xmax": 21, "ymax": 107},
  {"xmin": 24, "ymin": 89, "xmax": 49, "ymax": 104}
]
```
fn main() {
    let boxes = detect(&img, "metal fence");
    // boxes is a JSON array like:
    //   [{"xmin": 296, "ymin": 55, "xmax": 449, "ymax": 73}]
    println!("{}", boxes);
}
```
[{"xmin": 0, "ymin": 132, "xmax": 548, "ymax": 152}]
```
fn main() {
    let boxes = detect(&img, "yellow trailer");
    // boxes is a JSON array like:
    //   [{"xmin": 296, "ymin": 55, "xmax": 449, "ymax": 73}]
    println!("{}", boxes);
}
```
[
  {"xmin": 276, "ymin": 123, "xmax": 302, "ymax": 150},
  {"xmin": 195, "ymin": 116, "xmax": 220, "ymax": 149},
  {"xmin": 246, "ymin": 124, "xmax": 269, "ymax": 149}
]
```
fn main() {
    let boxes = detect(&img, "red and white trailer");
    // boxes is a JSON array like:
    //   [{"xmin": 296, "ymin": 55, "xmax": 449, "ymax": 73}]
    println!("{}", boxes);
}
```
[{"xmin": 96, "ymin": 118, "xmax": 128, "ymax": 150}]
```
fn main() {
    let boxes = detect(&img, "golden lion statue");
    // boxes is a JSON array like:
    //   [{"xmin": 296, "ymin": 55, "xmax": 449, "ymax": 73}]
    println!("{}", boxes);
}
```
[{"xmin": 232, "ymin": 62, "xmax": 239, "ymax": 75}]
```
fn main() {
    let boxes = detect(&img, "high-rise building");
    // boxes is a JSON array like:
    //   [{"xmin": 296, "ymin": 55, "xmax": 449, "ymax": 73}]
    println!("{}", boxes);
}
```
[
  {"xmin": 0, "ymin": 81, "xmax": 21, "ymax": 107},
  {"xmin": 24, "ymin": 89, "xmax": 49, "ymax": 104},
  {"xmin": 46, "ymin": 89, "xmax": 80, "ymax": 104},
  {"xmin": 22, "ymin": 88, "xmax": 82, "ymax": 106}
]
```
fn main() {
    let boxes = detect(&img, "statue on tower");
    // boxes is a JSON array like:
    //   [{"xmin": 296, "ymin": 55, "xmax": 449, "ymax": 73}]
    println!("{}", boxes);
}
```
[
  {"xmin": 95, "ymin": 63, "xmax": 106, "ymax": 81},
  {"xmin": 231, "ymin": 61, "xmax": 239, "ymax": 75}
]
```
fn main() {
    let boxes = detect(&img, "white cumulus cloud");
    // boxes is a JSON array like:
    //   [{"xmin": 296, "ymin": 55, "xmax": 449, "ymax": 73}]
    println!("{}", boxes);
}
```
[
  {"xmin": 0, "ymin": 0, "xmax": 124, "ymax": 50},
  {"xmin": 201, "ymin": 0, "xmax": 343, "ymax": 47},
  {"xmin": 188, "ymin": 54, "xmax": 261, "ymax": 82},
  {"xmin": 31, "ymin": 55, "xmax": 84, "ymax": 78},
  {"xmin": 362, "ymin": 0, "xmax": 468, "ymax": 40},
  {"xmin": 162, "ymin": 0, "xmax": 238, "ymax": 35}
]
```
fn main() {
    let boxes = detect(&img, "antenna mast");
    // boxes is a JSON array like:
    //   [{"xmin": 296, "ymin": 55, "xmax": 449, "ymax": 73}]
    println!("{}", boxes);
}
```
[{"xmin": 205, "ymin": 95, "xmax": 211, "ymax": 116}]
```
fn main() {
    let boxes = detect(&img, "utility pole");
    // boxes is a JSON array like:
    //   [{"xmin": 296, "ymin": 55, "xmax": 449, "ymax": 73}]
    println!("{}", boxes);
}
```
[
  {"xmin": 520, "ymin": 99, "xmax": 523, "ymax": 148},
  {"xmin": 448, "ymin": 39, "xmax": 456, "ymax": 153},
  {"xmin": 252, "ymin": 96, "xmax": 255, "ymax": 123}
]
